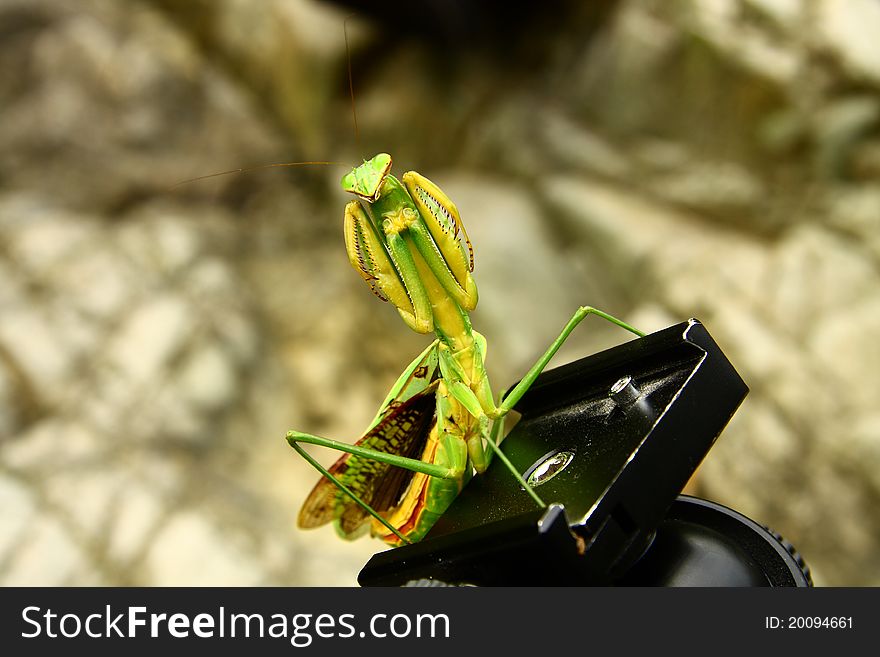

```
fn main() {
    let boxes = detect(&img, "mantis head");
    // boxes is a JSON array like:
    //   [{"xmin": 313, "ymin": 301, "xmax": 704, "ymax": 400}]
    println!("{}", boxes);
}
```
[
  {"xmin": 341, "ymin": 153, "xmax": 393, "ymax": 202},
  {"xmin": 342, "ymin": 154, "xmax": 479, "ymax": 335}
]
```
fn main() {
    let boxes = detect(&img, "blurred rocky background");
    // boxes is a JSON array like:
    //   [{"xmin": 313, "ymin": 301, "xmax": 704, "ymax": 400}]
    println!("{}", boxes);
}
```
[{"xmin": 1, "ymin": 0, "xmax": 878, "ymax": 586}]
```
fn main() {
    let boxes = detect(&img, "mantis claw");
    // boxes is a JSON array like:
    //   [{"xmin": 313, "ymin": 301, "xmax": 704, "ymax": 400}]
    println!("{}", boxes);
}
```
[
  {"xmin": 344, "ymin": 200, "xmax": 433, "ymax": 333},
  {"xmin": 403, "ymin": 171, "xmax": 478, "ymax": 310}
]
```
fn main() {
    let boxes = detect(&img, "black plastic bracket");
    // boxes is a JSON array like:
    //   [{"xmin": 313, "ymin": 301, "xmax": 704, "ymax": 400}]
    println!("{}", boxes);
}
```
[{"xmin": 358, "ymin": 319, "xmax": 749, "ymax": 586}]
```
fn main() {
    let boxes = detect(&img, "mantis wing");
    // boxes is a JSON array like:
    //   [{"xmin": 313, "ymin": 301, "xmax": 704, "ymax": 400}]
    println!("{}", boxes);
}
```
[
  {"xmin": 298, "ymin": 342, "xmax": 442, "ymax": 538},
  {"xmin": 366, "ymin": 339, "xmax": 440, "ymax": 430},
  {"xmin": 297, "ymin": 384, "xmax": 439, "ymax": 538}
]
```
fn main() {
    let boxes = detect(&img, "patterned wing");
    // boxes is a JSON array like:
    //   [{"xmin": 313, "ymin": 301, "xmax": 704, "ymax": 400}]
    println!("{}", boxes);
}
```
[
  {"xmin": 368, "ymin": 342, "xmax": 440, "ymax": 431},
  {"xmin": 297, "ymin": 384, "xmax": 438, "ymax": 538}
]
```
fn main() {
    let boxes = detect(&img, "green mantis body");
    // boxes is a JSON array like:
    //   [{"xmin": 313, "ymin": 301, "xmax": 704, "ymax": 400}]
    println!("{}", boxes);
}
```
[{"xmin": 287, "ymin": 153, "xmax": 643, "ymax": 545}]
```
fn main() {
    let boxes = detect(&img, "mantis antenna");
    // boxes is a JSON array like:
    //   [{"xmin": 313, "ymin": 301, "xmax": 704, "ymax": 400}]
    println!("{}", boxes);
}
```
[
  {"xmin": 168, "ymin": 161, "xmax": 340, "ymax": 190},
  {"xmin": 171, "ymin": 18, "xmax": 363, "ymax": 191},
  {"xmin": 344, "ymin": 13, "xmax": 361, "ymax": 153}
]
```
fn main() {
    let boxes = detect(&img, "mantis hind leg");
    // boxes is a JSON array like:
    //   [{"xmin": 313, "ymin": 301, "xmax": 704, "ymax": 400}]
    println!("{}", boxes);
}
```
[
  {"xmin": 497, "ymin": 306, "xmax": 643, "ymax": 415},
  {"xmin": 287, "ymin": 430, "xmax": 455, "ymax": 478},
  {"xmin": 288, "ymin": 438, "xmax": 412, "ymax": 545},
  {"xmin": 287, "ymin": 429, "xmax": 459, "ymax": 546}
]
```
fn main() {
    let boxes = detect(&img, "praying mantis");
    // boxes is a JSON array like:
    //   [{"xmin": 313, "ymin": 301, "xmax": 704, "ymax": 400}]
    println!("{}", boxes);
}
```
[{"xmin": 286, "ymin": 153, "xmax": 644, "ymax": 546}]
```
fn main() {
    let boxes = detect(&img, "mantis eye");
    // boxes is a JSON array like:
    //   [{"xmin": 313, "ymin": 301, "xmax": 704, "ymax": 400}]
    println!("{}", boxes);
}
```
[{"xmin": 340, "ymin": 170, "xmax": 360, "ymax": 195}]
